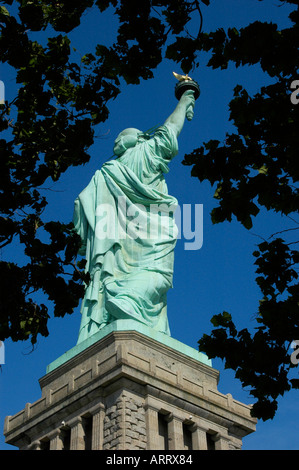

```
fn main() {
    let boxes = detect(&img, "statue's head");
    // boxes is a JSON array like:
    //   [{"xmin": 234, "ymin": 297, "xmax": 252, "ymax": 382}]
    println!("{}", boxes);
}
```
[{"xmin": 113, "ymin": 128, "xmax": 144, "ymax": 157}]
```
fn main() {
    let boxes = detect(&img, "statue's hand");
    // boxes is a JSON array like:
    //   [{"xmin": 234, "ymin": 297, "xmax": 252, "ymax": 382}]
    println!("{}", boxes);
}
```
[
  {"xmin": 181, "ymin": 90, "xmax": 195, "ymax": 121},
  {"xmin": 181, "ymin": 89, "xmax": 195, "ymax": 104},
  {"xmin": 186, "ymin": 108, "xmax": 194, "ymax": 121}
]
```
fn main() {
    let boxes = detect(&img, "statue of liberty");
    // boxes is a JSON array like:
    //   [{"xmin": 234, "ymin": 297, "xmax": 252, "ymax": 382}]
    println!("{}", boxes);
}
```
[{"xmin": 73, "ymin": 87, "xmax": 196, "ymax": 344}]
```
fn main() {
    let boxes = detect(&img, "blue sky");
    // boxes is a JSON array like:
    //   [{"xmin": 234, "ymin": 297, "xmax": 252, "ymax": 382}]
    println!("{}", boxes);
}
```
[{"xmin": 1, "ymin": 0, "xmax": 298, "ymax": 450}]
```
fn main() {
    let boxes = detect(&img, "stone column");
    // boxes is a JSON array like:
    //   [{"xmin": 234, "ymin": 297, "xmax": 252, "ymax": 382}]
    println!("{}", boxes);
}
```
[
  {"xmin": 91, "ymin": 406, "xmax": 105, "ymax": 450},
  {"xmin": 167, "ymin": 414, "xmax": 184, "ymax": 450},
  {"xmin": 214, "ymin": 433, "xmax": 230, "ymax": 450},
  {"xmin": 145, "ymin": 406, "xmax": 160, "ymax": 450},
  {"xmin": 49, "ymin": 430, "xmax": 64, "ymax": 450},
  {"xmin": 29, "ymin": 440, "xmax": 42, "ymax": 450},
  {"xmin": 191, "ymin": 425, "xmax": 208, "ymax": 450},
  {"xmin": 70, "ymin": 417, "xmax": 85, "ymax": 450}
]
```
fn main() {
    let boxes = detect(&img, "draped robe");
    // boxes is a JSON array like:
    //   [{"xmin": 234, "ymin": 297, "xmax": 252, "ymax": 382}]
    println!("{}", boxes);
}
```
[{"xmin": 73, "ymin": 125, "xmax": 179, "ymax": 344}]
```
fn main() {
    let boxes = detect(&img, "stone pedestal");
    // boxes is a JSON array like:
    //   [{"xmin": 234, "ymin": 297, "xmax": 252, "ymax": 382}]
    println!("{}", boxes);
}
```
[{"xmin": 4, "ymin": 321, "xmax": 256, "ymax": 450}]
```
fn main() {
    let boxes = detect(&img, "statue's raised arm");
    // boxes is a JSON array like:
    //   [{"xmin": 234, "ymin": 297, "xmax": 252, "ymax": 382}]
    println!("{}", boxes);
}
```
[{"xmin": 164, "ymin": 89, "xmax": 196, "ymax": 137}]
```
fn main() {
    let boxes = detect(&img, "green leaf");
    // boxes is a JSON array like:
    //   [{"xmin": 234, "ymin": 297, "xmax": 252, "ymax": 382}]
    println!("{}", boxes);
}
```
[
  {"xmin": 211, "ymin": 311, "xmax": 232, "ymax": 327},
  {"xmin": 242, "ymin": 215, "xmax": 253, "ymax": 230},
  {"xmin": 0, "ymin": 6, "xmax": 10, "ymax": 16}
]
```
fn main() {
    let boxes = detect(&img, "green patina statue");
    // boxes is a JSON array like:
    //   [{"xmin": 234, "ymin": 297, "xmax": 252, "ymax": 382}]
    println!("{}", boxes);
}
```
[{"xmin": 73, "ymin": 87, "xmax": 196, "ymax": 344}]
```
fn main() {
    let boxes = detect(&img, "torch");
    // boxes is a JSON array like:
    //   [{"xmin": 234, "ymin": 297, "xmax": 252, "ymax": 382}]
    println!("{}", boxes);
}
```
[{"xmin": 173, "ymin": 72, "xmax": 200, "ymax": 121}]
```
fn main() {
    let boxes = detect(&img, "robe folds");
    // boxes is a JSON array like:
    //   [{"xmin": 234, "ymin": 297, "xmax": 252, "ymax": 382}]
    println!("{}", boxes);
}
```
[{"xmin": 73, "ymin": 125, "xmax": 179, "ymax": 343}]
